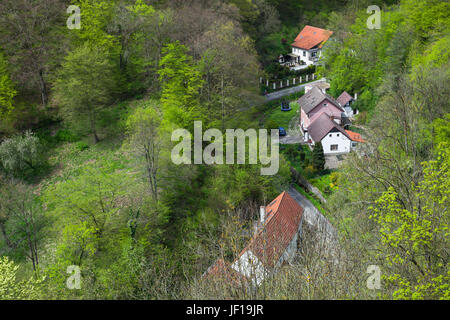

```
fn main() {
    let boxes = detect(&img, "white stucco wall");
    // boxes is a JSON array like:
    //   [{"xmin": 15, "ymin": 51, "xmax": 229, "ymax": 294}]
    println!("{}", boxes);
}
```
[
  {"xmin": 292, "ymin": 47, "xmax": 321, "ymax": 65},
  {"xmin": 231, "ymin": 250, "xmax": 267, "ymax": 287},
  {"xmin": 321, "ymin": 131, "xmax": 351, "ymax": 154}
]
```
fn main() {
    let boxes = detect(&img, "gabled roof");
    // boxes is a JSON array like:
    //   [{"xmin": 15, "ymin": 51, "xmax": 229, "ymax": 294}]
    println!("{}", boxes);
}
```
[
  {"xmin": 236, "ymin": 192, "xmax": 304, "ymax": 269},
  {"xmin": 308, "ymin": 113, "xmax": 350, "ymax": 143},
  {"xmin": 291, "ymin": 25, "xmax": 333, "ymax": 50},
  {"xmin": 299, "ymin": 86, "xmax": 343, "ymax": 114},
  {"xmin": 337, "ymin": 91, "xmax": 353, "ymax": 107},
  {"xmin": 345, "ymin": 130, "xmax": 365, "ymax": 142}
]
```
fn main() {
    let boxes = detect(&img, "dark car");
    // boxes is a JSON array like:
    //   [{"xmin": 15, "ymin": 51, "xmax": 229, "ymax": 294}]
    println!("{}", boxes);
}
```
[
  {"xmin": 281, "ymin": 100, "xmax": 291, "ymax": 111},
  {"xmin": 279, "ymin": 127, "xmax": 287, "ymax": 136}
]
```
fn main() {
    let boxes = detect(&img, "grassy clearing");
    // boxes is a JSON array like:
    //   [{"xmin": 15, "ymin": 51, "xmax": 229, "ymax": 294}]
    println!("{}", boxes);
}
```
[{"xmin": 264, "ymin": 101, "xmax": 300, "ymax": 128}]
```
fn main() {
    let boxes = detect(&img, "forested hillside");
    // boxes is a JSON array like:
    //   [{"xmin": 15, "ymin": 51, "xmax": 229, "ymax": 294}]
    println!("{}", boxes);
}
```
[{"xmin": 0, "ymin": 0, "xmax": 448, "ymax": 300}]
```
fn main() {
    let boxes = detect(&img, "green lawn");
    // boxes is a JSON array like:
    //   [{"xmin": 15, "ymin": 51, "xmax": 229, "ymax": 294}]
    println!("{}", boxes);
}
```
[{"xmin": 264, "ymin": 101, "xmax": 299, "ymax": 128}]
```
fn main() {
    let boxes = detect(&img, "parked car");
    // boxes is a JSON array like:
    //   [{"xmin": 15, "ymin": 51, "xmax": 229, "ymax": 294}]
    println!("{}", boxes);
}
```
[
  {"xmin": 281, "ymin": 100, "xmax": 291, "ymax": 111},
  {"xmin": 279, "ymin": 127, "xmax": 287, "ymax": 136}
]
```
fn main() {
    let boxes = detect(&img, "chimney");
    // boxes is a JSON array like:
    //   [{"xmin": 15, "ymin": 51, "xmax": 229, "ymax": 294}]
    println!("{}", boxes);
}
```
[
  {"xmin": 260, "ymin": 206, "xmax": 266, "ymax": 224},
  {"xmin": 354, "ymin": 92, "xmax": 358, "ymax": 100}
]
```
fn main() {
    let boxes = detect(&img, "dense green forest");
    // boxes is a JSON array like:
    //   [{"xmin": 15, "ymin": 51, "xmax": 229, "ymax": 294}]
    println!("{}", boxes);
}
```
[{"xmin": 0, "ymin": 0, "xmax": 448, "ymax": 300}]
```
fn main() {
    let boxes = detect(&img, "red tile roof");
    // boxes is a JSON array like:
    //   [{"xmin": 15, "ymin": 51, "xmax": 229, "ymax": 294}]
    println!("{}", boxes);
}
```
[
  {"xmin": 291, "ymin": 25, "xmax": 333, "ymax": 50},
  {"xmin": 345, "ymin": 130, "xmax": 365, "ymax": 143},
  {"xmin": 237, "ymin": 192, "xmax": 304, "ymax": 269}
]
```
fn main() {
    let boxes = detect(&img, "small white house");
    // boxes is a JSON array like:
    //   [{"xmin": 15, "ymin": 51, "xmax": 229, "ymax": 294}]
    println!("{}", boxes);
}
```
[{"xmin": 290, "ymin": 26, "xmax": 333, "ymax": 67}]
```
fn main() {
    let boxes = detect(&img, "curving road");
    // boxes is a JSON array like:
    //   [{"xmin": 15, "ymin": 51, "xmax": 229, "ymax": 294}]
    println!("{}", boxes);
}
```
[{"xmin": 264, "ymin": 79, "xmax": 327, "ymax": 101}]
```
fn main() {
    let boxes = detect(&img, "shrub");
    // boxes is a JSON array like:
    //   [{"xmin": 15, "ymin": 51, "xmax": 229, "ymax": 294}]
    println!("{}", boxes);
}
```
[
  {"xmin": 0, "ymin": 130, "xmax": 42, "ymax": 176},
  {"xmin": 76, "ymin": 141, "xmax": 89, "ymax": 151},
  {"xmin": 303, "ymin": 165, "xmax": 316, "ymax": 178},
  {"xmin": 55, "ymin": 129, "xmax": 80, "ymax": 143}
]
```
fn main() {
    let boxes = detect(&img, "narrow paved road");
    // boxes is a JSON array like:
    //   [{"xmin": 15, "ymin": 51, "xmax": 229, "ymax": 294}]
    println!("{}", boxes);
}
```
[
  {"xmin": 265, "ymin": 79, "xmax": 326, "ymax": 101},
  {"xmin": 287, "ymin": 186, "xmax": 338, "ymax": 252}
]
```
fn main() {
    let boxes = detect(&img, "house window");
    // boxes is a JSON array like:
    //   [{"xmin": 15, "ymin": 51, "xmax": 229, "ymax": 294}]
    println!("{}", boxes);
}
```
[
  {"xmin": 352, "ymin": 142, "xmax": 357, "ymax": 147},
  {"xmin": 329, "ymin": 134, "xmax": 332, "ymax": 137},
  {"xmin": 337, "ymin": 133, "xmax": 340, "ymax": 137},
  {"xmin": 303, "ymin": 51, "xmax": 306, "ymax": 57},
  {"xmin": 330, "ymin": 144, "xmax": 338, "ymax": 151},
  {"xmin": 311, "ymin": 51, "xmax": 317, "ymax": 57}
]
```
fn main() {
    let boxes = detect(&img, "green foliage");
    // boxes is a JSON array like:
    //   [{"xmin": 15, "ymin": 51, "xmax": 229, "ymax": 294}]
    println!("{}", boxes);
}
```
[
  {"xmin": 125, "ymin": 99, "xmax": 163, "ymax": 200},
  {"xmin": 56, "ymin": 222, "xmax": 99, "ymax": 267},
  {"xmin": 55, "ymin": 129, "xmax": 81, "ymax": 143},
  {"xmin": 370, "ymin": 146, "xmax": 450, "ymax": 299},
  {"xmin": 401, "ymin": 0, "xmax": 450, "ymax": 37},
  {"xmin": 42, "ymin": 159, "xmax": 130, "ymax": 234},
  {"xmin": 0, "ymin": 256, "xmax": 42, "ymax": 300},
  {"xmin": 70, "ymin": 0, "xmax": 118, "ymax": 48},
  {"xmin": 312, "ymin": 142, "xmax": 325, "ymax": 172},
  {"xmin": 0, "ymin": 52, "xmax": 16, "ymax": 116},
  {"xmin": 0, "ymin": 180, "xmax": 49, "ymax": 271},
  {"xmin": 75, "ymin": 141, "xmax": 89, "ymax": 151},
  {"xmin": 54, "ymin": 43, "xmax": 116, "ymax": 142},
  {"xmin": 159, "ymin": 42, "xmax": 204, "ymax": 129}
]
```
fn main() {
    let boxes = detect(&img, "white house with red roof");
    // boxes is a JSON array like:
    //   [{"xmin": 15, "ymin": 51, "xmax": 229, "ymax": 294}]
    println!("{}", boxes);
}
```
[
  {"xmin": 203, "ymin": 192, "xmax": 304, "ymax": 288},
  {"xmin": 229, "ymin": 191, "xmax": 304, "ymax": 287},
  {"xmin": 288, "ymin": 25, "xmax": 333, "ymax": 68}
]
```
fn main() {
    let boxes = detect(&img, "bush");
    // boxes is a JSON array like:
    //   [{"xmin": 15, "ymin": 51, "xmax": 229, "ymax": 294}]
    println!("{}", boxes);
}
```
[
  {"xmin": 76, "ymin": 141, "xmax": 89, "ymax": 151},
  {"xmin": 55, "ymin": 129, "xmax": 80, "ymax": 143},
  {"xmin": 303, "ymin": 165, "xmax": 316, "ymax": 178},
  {"xmin": 0, "ymin": 131, "xmax": 42, "ymax": 176}
]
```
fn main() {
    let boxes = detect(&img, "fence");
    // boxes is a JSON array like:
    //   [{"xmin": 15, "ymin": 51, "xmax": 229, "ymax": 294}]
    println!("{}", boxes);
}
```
[{"xmin": 260, "ymin": 73, "xmax": 317, "ymax": 92}]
